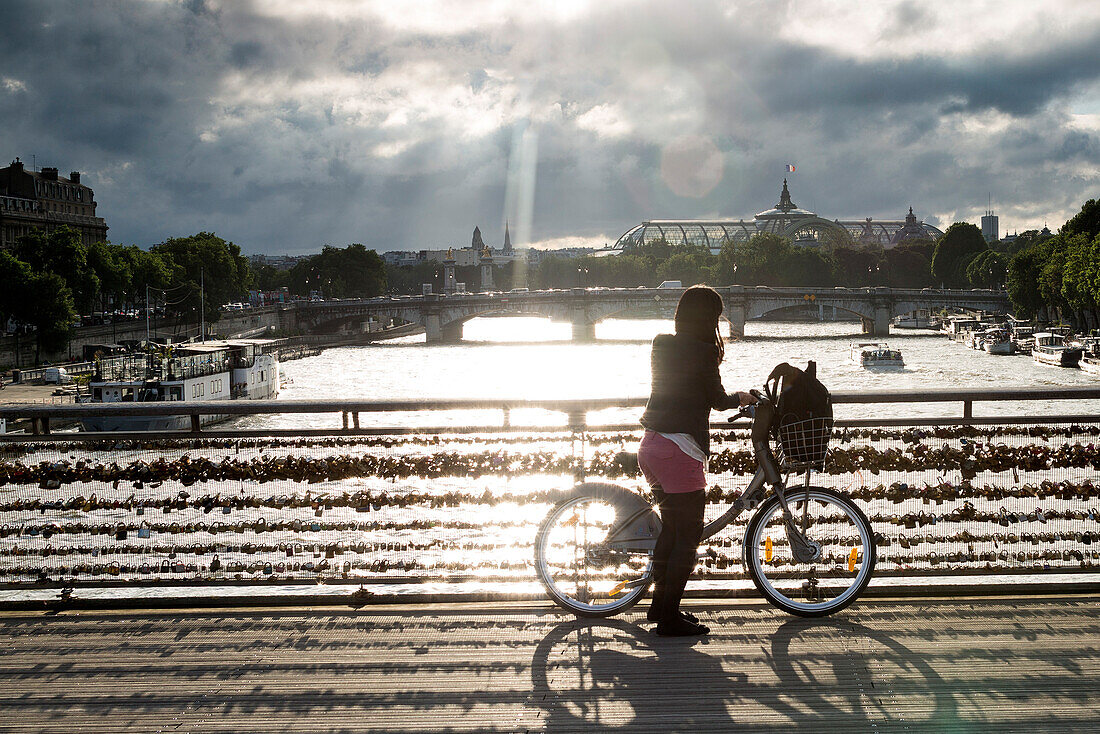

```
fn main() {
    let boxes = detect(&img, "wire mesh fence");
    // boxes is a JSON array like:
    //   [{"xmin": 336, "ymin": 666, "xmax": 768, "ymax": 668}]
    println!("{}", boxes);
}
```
[{"xmin": 2, "ymin": 411, "xmax": 1099, "ymax": 595}]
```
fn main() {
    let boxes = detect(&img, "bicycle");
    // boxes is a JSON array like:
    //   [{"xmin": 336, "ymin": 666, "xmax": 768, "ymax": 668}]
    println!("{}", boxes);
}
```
[{"xmin": 534, "ymin": 382, "xmax": 877, "ymax": 618}]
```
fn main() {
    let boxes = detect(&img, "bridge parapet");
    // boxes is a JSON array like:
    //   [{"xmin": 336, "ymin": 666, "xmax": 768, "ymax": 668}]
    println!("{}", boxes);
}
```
[
  {"xmin": 0, "ymin": 388, "xmax": 1097, "ymax": 599},
  {"xmin": 291, "ymin": 287, "xmax": 1010, "ymax": 341}
]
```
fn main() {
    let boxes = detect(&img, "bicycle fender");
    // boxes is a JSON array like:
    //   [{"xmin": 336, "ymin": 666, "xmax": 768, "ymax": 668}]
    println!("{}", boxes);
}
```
[{"xmin": 568, "ymin": 482, "xmax": 661, "ymax": 552}]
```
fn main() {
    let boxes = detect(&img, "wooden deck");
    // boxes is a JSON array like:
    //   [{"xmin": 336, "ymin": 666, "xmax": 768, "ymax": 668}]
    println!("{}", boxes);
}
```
[{"xmin": 0, "ymin": 595, "xmax": 1096, "ymax": 733}]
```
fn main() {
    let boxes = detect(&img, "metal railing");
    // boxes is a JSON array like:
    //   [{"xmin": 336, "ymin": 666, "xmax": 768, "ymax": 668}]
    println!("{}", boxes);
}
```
[
  {"xmin": 1, "ymin": 389, "xmax": 1099, "ymax": 600},
  {"xmin": 4, "ymin": 386, "xmax": 1100, "ymax": 437}
]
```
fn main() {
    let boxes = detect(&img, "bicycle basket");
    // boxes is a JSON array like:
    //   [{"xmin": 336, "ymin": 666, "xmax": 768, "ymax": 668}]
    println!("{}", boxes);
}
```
[{"xmin": 774, "ymin": 417, "xmax": 833, "ymax": 471}]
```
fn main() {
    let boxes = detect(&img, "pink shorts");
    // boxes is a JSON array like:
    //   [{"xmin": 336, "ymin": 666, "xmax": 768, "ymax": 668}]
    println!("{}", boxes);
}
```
[{"xmin": 638, "ymin": 431, "xmax": 705, "ymax": 494}]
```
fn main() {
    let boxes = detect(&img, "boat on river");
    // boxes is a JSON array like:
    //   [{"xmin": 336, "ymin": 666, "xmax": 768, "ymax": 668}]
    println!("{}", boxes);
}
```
[
  {"xmin": 79, "ymin": 339, "xmax": 279, "ymax": 432},
  {"xmin": 1079, "ymin": 337, "xmax": 1100, "ymax": 376},
  {"xmin": 851, "ymin": 342, "xmax": 904, "ymax": 368},
  {"xmin": 1010, "ymin": 325, "xmax": 1035, "ymax": 355},
  {"xmin": 1031, "ymin": 333, "xmax": 1082, "ymax": 368},
  {"xmin": 894, "ymin": 310, "xmax": 932, "ymax": 329},
  {"xmin": 977, "ymin": 328, "xmax": 1014, "ymax": 355}
]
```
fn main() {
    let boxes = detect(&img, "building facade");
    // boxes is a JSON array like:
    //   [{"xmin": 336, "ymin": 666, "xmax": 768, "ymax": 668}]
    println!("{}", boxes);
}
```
[
  {"xmin": 981, "ymin": 210, "xmax": 999, "ymax": 243},
  {"xmin": 0, "ymin": 158, "xmax": 108, "ymax": 248},
  {"xmin": 386, "ymin": 224, "xmax": 530, "ymax": 268}
]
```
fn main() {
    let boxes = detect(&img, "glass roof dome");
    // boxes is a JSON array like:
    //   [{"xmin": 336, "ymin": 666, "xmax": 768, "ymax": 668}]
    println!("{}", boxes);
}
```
[{"xmin": 606, "ymin": 180, "xmax": 944, "ymax": 254}]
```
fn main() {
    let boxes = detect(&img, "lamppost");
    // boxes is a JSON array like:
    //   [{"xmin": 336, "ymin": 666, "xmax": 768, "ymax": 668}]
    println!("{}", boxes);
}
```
[{"xmin": 577, "ymin": 267, "xmax": 589, "ymax": 288}]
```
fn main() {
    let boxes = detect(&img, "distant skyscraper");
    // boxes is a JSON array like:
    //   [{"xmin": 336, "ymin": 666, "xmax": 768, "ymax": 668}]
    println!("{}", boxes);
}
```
[{"xmin": 981, "ymin": 209, "xmax": 999, "ymax": 243}]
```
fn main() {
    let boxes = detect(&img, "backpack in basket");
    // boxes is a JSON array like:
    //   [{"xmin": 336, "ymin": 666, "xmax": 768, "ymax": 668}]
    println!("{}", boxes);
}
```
[{"xmin": 766, "ymin": 360, "xmax": 833, "ymax": 467}]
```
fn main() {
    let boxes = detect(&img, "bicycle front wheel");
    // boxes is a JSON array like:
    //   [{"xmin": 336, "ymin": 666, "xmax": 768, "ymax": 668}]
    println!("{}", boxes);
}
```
[
  {"xmin": 743, "ymin": 486, "xmax": 876, "ymax": 617},
  {"xmin": 534, "ymin": 484, "xmax": 657, "ymax": 618}
]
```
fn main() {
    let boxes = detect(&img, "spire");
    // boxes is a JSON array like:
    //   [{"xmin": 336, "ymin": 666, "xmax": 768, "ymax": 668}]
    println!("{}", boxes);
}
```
[
  {"xmin": 905, "ymin": 206, "xmax": 916, "ymax": 224},
  {"xmin": 472, "ymin": 226, "xmax": 484, "ymax": 250},
  {"xmin": 503, "ymin": 221, "xmax": 512, "ymax": 253},
  {"xmin": 775, "ymin": 179, "xmax": 796, "ymax": 212}
]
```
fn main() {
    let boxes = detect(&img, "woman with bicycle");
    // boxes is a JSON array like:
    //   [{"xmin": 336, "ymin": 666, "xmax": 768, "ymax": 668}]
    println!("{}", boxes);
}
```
[{"xmin": 639, "ymin": 285, "xmax": 756, "ymax": 636}]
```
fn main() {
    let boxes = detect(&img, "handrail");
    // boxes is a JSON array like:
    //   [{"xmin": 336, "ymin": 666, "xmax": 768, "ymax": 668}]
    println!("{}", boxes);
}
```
[
  {"xmin": 2, "ymin": 386, "xmax": 1100, "ymax": 442},
  {"xmin": 4, "ymin": 386, "xmax": 1100, "ymax": 420}
]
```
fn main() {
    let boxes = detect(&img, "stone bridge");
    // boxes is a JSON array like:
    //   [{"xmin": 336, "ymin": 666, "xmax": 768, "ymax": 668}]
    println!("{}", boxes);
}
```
[{"xmin": 294, "ymin": 286, "xmax": 1010, "ymax": 343}]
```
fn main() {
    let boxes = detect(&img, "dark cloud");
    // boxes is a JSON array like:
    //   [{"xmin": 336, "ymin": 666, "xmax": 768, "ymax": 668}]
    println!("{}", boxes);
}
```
[{"xmin": 1, "ymin": 0, "xmax": 1098, "ymax": 253}]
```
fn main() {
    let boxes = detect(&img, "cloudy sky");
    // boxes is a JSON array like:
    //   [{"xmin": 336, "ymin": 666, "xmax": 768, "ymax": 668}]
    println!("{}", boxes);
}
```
[{"xmin": 3, "ymin": 0, "xmax": 1100, "ymax": 255}]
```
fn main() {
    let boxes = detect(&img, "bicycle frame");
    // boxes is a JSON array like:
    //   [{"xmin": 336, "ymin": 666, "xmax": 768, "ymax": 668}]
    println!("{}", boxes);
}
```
[{"xmin": 606, "ymin": 400, "xmax": 821, "ymax": 562}]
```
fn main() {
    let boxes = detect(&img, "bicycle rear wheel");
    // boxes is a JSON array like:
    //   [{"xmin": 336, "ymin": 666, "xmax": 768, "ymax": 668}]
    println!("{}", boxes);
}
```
[
  {"xmin": 743, "ymin": 486, "xmax": 875, "ymax": 617},
  {"xmin": 534, "ymin": 484, "xmax": 657, "ymax": 618}
]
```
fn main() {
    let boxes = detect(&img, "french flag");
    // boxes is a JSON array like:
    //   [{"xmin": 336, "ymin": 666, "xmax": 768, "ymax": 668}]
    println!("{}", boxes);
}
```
[{"xmin": 785, "ymin": 164, "xmax": 796, "ymax": 172}]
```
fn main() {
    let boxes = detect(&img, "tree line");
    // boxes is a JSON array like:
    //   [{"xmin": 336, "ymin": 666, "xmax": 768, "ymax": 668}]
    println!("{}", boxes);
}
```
[
  {"xmin": 1, "ymin": 228, "xmax": 251, "ymax": 362},
  {"xmin": 5, "ymin": 197, "xmax": 1097, "ymax": 364},
  {"xmin": 1005, "ymin": 199, "xmax": 1100, "ymax": 327}
]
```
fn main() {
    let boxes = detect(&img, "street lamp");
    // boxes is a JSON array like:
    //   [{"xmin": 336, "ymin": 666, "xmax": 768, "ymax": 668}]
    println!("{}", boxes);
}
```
[{"xmin": 577, "ymin": 267, "xmax": 589, "ymax": 287}]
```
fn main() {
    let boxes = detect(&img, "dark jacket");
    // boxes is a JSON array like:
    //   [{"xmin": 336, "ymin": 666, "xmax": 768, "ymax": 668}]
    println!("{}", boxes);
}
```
[{"xmin": 639, "ymin": 332, "xmax": 738, "ymax": 456}]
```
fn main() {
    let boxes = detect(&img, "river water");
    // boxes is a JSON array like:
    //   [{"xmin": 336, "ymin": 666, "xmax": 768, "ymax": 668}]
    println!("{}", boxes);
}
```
[{"xmin": 263, "ymin": 318, "xmax": 1099, "ymax": 428}]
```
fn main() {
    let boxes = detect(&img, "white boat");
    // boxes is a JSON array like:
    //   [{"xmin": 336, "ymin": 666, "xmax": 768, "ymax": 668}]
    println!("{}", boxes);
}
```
[
  {"xmin": 894, "ymin": 310, "xmax": 932, "ymax": 329},
  {"xmin": 977, "ymin": 328, "xmax": 1014, "ymax": 355},
  {"xmin": 851, "ymin": 342, "xmax": 904, "ymax": 368},
  {"xmin": 80, "ymin": 339, "xmax": 279, "ymax": 432},
  {"xmin": 1079, "ymin": 338, "xmax": 1100, "ymax": 375},
  {"xmin": 1011, "ymin": 326, "xmax": 1035, "ymax": 355},
  {"xmin": 1031, "ymin": 332, "xmax": 1082, "ymax": 368}
]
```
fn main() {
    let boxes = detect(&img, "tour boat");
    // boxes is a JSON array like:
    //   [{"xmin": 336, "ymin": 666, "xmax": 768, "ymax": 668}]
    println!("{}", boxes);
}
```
[
  {"xmin": 851, "ymin": 342, "xmax": 904, "ymax": 368},
  {"xmin": 79, "ymin": 339, "xmax": 279, "ymax": 432},
  {"xmin": 1031, "ymin": 332, "xmax": 1082, "ymax": 368}
]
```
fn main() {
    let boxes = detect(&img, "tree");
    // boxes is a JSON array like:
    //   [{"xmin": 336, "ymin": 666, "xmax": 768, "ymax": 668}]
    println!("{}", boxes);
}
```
[
  {"xmin": 0, "ymin": 251, "xmax": 32, "ymax": 328},
  {"xmin": 993, "ymin": 229, "xmax": 1044, "ymax": 258},
  {"xmin": 118, "ymin": 246, "xmax": 172, "ymax": 308},
  {"xmin": 1007, "ymin": 243, "xmax": 1049, "ymax": 320},
  {"xmin": 1060, "ymin": 233, "xmax": 1100, "ymax": 325},
  {"xmin": 1062, "ymin": 199, "xmax": 1100, "ymax": 242},
  {"xmin": 656, "ymin": 250, "xmax": 717, "ymax": 286},
  {"xmin": 1037, "ymin": 237, "xmax": 1069, "ymax": 321},
  {"xmin": 26, "ymin": 272, "xmax": 77, "ymax": 364},
  {"xmin": 884, "ymin": 245, "xmax": 933, "ymax": 288},
  {"xmin": 716, "ymin": 233, "xmax": 794, "ymax": 285},
  {"xmin": 152, "ymin": 233, "xmax": 252, "ymax": 324},
  {"xmin": 965, "ymin": 250, "xmax": 1007, "ymax": 289},
  {"xmin": 931, "ymin": 223, "xmax": 988, "ymax": 288},
  {"xmin": 87, "ymin": 242, "xmax": 133, "ymax": 311},
  {"xmin": 253, "ymin": 263, "xmax": 289, "ymax": 292},
  {"xmin": 286, "ymin": 244, "xmax": 386, "ymax": 299},
  {"xmin": 830, "ymin": 246, "xmax": 885, "ymax": 287},
  {"xmin": 0, "ymin": 252, "xmax": 77, "ymax": 364},
  {"xmin": 13, "ymin": 226, "xmax": 99, "ymax": 313}
]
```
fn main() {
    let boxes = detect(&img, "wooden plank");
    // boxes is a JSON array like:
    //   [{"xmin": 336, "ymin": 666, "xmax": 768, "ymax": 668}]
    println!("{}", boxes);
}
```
[{"xmin": 0, "ymin": 596, "xmax": 1095, "ymax": 732}]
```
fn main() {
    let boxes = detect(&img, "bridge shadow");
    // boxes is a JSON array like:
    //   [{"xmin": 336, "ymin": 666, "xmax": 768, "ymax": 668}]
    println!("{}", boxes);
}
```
[
  {"xmin": 529, "ymin": 599, "xmax": 1100, "ymax": 733},
  {"xmin": 529, "ymin": 614, "xmax": 960, "ymax": 732},
  {"xmin": 1, "ymin": 599, "xmax": 1095, "ymax": 731}
]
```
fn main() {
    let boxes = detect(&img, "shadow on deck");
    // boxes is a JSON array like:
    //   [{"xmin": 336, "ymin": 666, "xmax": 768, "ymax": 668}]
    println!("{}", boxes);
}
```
[{"xmin": 0, "ymin": 595, "xmax": 1096, "ymax": 732}]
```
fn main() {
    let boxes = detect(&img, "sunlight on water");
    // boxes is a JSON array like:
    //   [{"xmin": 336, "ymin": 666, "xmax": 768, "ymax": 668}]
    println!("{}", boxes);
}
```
[{"xmin": 264, "ymin": 317, "xmax": 1100, "ymax": 429}]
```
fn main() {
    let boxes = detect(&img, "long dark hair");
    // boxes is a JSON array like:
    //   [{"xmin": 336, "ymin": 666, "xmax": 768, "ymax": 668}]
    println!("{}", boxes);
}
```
[{"xmin": 674, "ymin": 285, "xmax": 725, "ymax": 362}]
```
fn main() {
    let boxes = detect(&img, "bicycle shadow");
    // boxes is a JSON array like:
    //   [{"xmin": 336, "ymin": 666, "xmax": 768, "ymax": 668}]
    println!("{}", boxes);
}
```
[{"xmin": 529, "ymin": 613, "xmax": 958, "ymax": 732}]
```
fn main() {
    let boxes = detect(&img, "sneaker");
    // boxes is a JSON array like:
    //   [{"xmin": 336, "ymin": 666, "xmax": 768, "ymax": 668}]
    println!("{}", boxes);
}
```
[{"xmin": 655, "ymin": 618, "xmax": 710, "ymax": 637}]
